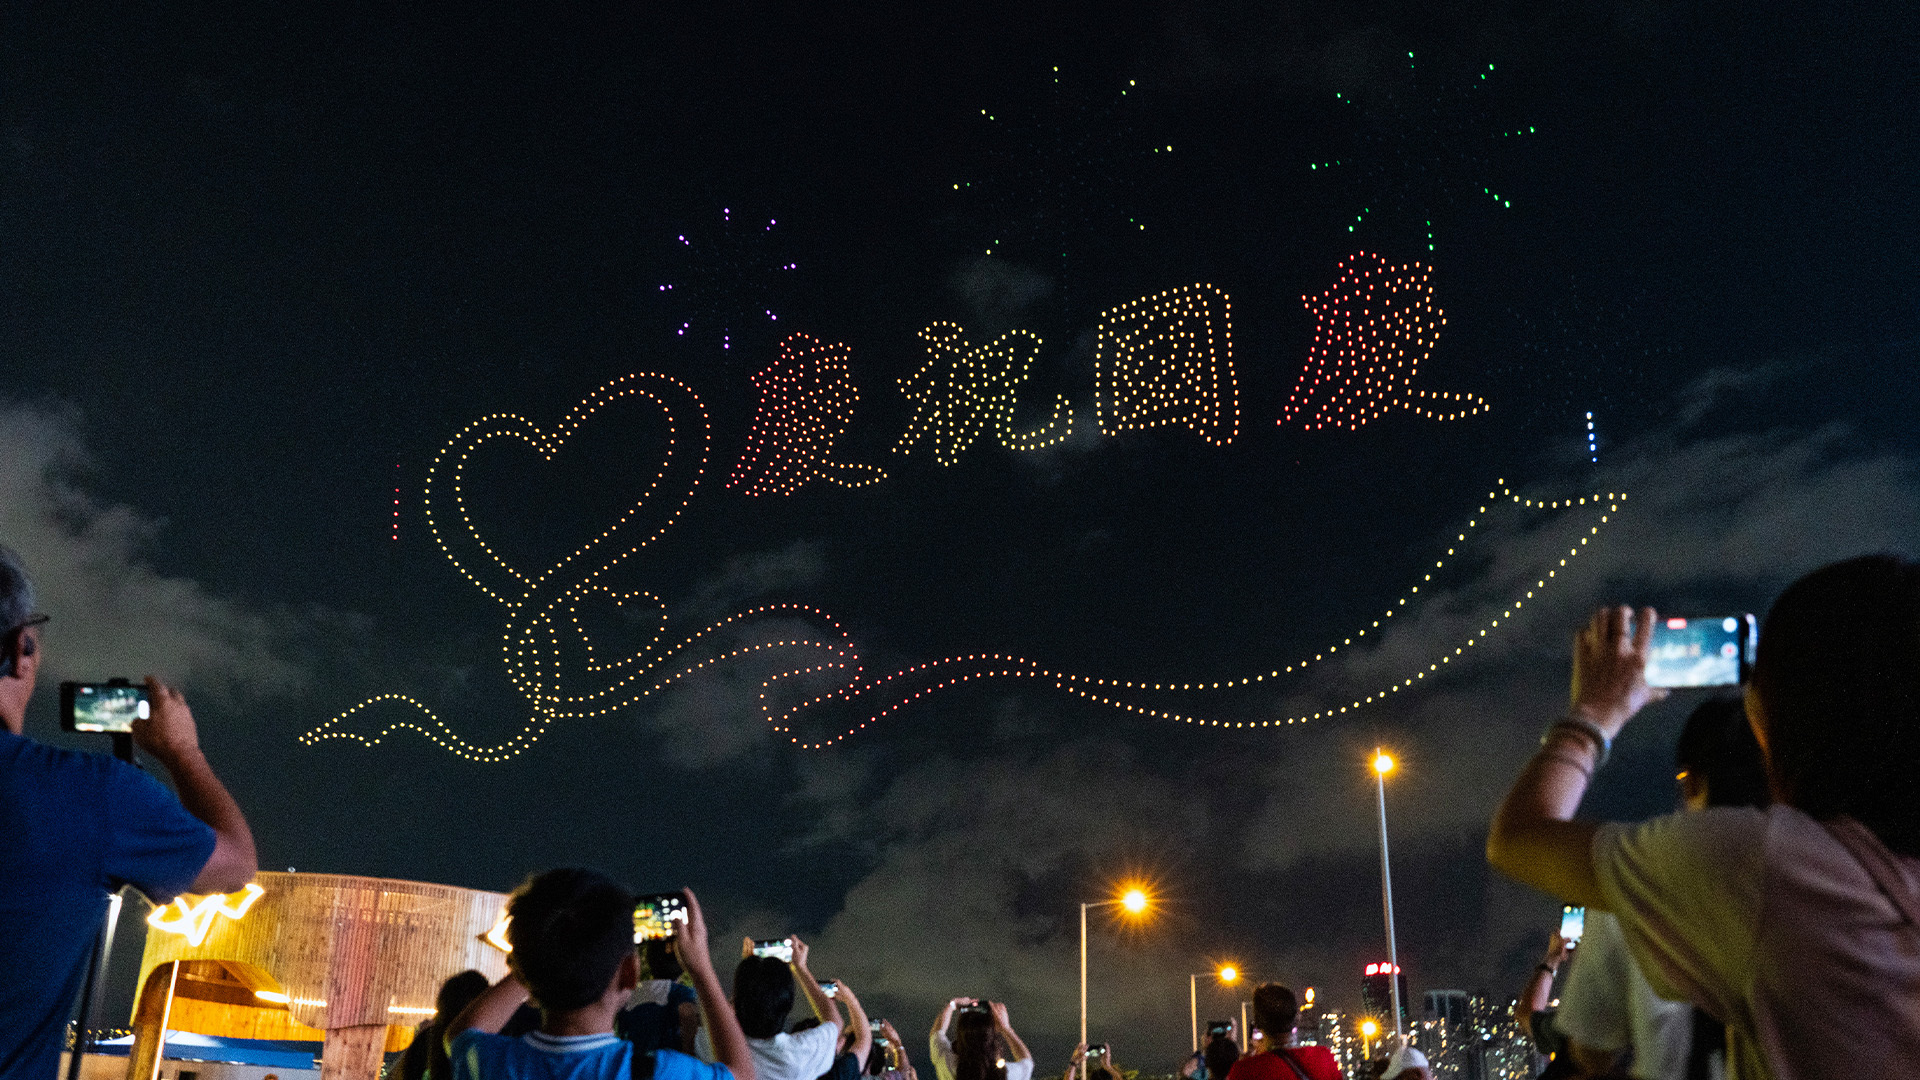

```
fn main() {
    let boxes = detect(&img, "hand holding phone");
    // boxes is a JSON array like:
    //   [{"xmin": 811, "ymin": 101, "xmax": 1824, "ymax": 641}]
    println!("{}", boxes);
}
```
[
  {"xmin": 752, "ymin": 938, "xmax": 795, "ymax": 963},
  {"xmin": 634, "ymin": 893, "xmax": 690, "ymax": 943},
  {"xmin": 1641, "ymin": 615, "xmax": 1756, "ymax": 688},
  {"xmin": 60, "ymin": 681, "xmax": 149, "ymax": 734},
  {"xmin": 1559, "ymin": 905, "xmax": 1586, "ymax": 947}
]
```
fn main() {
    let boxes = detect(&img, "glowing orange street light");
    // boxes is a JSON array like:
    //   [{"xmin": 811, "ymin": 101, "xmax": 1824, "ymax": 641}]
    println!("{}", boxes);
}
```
[
  {"xmin": 1083, "ymin": 886, "xmax": 1154, "ymax": 1078},
  {"xmin": 1189, "ymin": 965, "xmax": 1245, "ymax": 1052},
  {"xmin": 1372, "ymin": 748, "xmax": 1404, "ymax": 1040},
  {"xmin": 1359, "ymin": 1018, "xmax": 1380, "ymax": 1059}
]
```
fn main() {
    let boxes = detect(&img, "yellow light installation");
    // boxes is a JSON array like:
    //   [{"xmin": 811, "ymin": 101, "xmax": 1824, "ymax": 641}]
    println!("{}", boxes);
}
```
[
  {"xmin": 303, "ymin": 373, "xmax": 719, "ymax": 762},
  {"xmin": 299, "ymin": 357, "xmax": 1614, "ymax": 756},
  {"xmin": 147, "ymin": 882, "xmax": 266, "ymax": 947},
  {"xmin": 728, "ymin": 333, "xmax": 887, "ymax": 496},
  {"xmin": 894, "ymin": 322, "xmax": 1073, "ymax": 465},
  {"xmin": 1096, "ymin": 284, "xmax": 1239, "ymax": 446},
  {"xmin": 1280, "ymin": 252, "xmax": 1486, "ymax": 431},
  {"xmin": 742, "ymin": 481, "xmax": 1625, "ymax": 747}
]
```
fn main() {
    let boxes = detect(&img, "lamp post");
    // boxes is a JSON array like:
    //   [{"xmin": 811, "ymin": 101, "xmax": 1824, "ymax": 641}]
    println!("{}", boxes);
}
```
[
  {"xmin": 1359, "ymin": 1018, "xmax": 1379, "ymax": 1062},
  {"xmin": 1372, "ymin": 750, "xmax": 1403, "ymax": 1040},
  {"xmin": 1081, "ymin": 887, "xmax": 1151, "ymax": 1080},
  {"xmin": 1188, "ymin": 966, "xmax": 1240, "ymax": 1052}
]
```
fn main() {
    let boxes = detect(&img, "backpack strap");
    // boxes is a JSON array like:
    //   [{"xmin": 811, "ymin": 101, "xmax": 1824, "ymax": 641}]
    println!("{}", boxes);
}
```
[
  {"xmin": 1822, "ymin": 815, "xmax": 1920, "ymax": 928},
  {"xmin": 1271, "ymin": 1050, "xmax": 1311, "ymax": 1080},
  {"xmin": 631, "ymin": 1049, "xmax": 658, "ymax": 1080}
]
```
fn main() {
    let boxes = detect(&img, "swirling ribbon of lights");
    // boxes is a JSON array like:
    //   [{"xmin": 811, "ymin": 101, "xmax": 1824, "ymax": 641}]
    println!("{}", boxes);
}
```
[{"xmin": 301, "ymin": 362, "xmax": 1620, "ymax": 756}]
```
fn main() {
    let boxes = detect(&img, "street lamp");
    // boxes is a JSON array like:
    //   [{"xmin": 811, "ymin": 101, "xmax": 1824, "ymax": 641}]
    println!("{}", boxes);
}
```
[
  {"xmin": 1372, "ymin": 749, "xmax": 1403, "ymax": 1040},
  {"xmin": 1082, "ymin": 885, "xmax": 1153, "ymax": 1080},
  {"xmin": 1359, "ymin": 1018, "xmax": 1379, "ymax": 1061},
  {"xmin": 1188, "ymin": 965, "xmax": 1241, "ymax": 1052}
]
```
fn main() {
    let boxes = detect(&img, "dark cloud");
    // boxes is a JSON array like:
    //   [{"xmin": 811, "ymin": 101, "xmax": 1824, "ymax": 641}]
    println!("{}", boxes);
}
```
[{"xmin": 0, "ymin": 402, "xmax": 306, "ymax": 700}]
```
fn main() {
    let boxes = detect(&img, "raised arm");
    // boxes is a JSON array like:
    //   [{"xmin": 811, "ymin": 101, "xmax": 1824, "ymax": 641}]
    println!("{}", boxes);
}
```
[
  {"xmin": 1487, "ymin": 607, "xmax": 1665, "ymax": 907},
  {"xmin": 678, "ymin": 889, "xmax": 757, "ymax": 1080},
  {"xmin": 446, "ymin": 973, "xmax": 530, "ymax": 1052},
  {"xmin": 988, "ymin": 1002, "xmax": 1031, "ymax": 1064},
  {"xmin": 135, "ymin": 677, "xmax": 257, "ymax": 894},
  {"xmin": 1513, "ymin": 933, "xmax": 1570, "ymax": 1032},
  {"xmin": 836, "ymin": 981, "xmax": 874, "ymax": 1069},
  {"xmin": 789, "ymin": 935, "xmax": 842, "ymax": 1030}
]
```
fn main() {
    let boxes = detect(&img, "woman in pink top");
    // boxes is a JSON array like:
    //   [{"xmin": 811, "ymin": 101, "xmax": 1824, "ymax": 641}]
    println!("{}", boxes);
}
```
[{"xmin": 1486, "ymin": 555, "xmax": 1920, "ymax": 1080}]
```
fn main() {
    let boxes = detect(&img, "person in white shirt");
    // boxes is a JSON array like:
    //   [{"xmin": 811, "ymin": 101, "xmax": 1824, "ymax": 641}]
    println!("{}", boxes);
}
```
[
  {"xmin": 719, "ymin": 935, "xmax": 848, "ymax": 1080},
  {"xmin": 929, "ymin": 1000, "xmax": 1033, "ymax": 1080}
]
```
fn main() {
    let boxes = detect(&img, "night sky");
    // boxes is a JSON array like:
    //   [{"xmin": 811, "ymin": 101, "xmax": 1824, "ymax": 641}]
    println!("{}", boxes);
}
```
[{"xmin": 7, "ymin": 0, "xmax": 1920, "ymax": 1063}]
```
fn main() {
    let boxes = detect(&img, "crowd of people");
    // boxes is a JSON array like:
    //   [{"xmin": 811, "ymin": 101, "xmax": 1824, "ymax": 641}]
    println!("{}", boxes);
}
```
[{"xmin": 3, "ymin": 542, "xmax": 1918, "ymax": 1080}]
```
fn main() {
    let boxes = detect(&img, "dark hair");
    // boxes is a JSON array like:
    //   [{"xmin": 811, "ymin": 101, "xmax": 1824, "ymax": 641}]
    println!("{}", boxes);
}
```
[
  {"xmin": 733, "ymin": 955, "xmax": 797, "ymax": 1039},
  {"xmin": 952, "ymin": 1008, "xmax": 1005, "ymax": 1080},
  {"xmin": 402, "ymin": 969, "xmax": 492, "ymax": 1080},
  {"xmin": 506, "ymin": 868, "xmax": 635, "ymax": 1013},
  {"xmin": 1755, "ymin": 554, "xmax": 1920, "ymax": 855},
  {"xmin": 1675, "ymin": 697, "xmax": 1770, "ymax": 810},
  {"xmin": 1251, "ymin": 984, "xmax": 1299, "ymax": 1040},
  {"xmin": 436, "ymin": 969, "xmax": 492, "ymax": 1018},
  {"xmin": 642, "ymin": 938, "xmax": 683, "ymax": 982},
  {"xmin": 1203, "ymin": 1033, "xmax": 1240, "ymax": 1080}
]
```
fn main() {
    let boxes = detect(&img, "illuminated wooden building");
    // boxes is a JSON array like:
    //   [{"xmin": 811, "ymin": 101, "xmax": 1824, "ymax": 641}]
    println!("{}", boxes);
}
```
[{"xmin": 129, "ymin": 873, "xmax": 509, "ymax": 1080}]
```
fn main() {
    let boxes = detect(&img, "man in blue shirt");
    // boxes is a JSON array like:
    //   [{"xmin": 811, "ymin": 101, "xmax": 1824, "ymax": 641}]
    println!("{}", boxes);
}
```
[
  {"xmin": 0, "ymin": 545, "xmax": 258, "ymax": 1079},
  {"xmin": 447, "ymin": 871, "xmax": 756, "ymax": 1080}
]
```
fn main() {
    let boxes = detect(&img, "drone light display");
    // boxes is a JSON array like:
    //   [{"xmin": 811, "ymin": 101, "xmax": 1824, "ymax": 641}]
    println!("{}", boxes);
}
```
[
  {"xmin": 1279, "ymin": 252, "xmax": 1486, "ymax": 431},
  {"xmin": 894, "ymin": 322, "xmax": 1074, "ymax": 465},
  {"xmin": 728, "ymin": 333, "xmax": 887, "ymax": 496}
]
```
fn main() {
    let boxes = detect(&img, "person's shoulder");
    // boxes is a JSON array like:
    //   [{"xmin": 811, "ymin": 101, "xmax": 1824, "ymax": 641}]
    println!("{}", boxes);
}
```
[
  {"xmin": 1224, "ymin": 1054, "xmax": 1275, "ymax": 1080},
  {"xmin": 0, "ymin": 731, "xmax": 115, "ymax": 783},
  {"xmin": 1294, "ymin": 1046, "xmax": 1339, "ymax": 1075},
  {"xmin": 448, "ymin": 1026, "xmax": 511, "ymax": 1073},
  {"xmin": 655, "ymin": 1048, "xmax": 733, "ymax": 1080},
  {"xmin": 1594, "ymin": 806, "xmax": 1769, "ymax": 882}
]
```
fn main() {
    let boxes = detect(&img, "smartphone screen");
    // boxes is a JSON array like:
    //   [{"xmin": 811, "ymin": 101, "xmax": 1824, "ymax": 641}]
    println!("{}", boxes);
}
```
[
  {"xmin": 752, "ymin": 938, "xmax": 794, "ymax": 963},
  {"xmin": 1643, "ymin": 615, "xmax": 1755, "ymax": 688},
  {"xmin": 1087, "ymin": 1045, "xmax": 1109, "ymax": 1059},
  {"xmin": 819, "ymin": 980, "xmax": 840, "ymax": 998},
  {"xmin": 1560, "ymin": 904, "xmax": 1585, "ymax": 945},
  {"xmin": 61, "ymin": 682, "xmax": 149, "ymax": 733},
  {"xmin": 633, "ymin": 894, "xmax": 689, "ymax": 943}
]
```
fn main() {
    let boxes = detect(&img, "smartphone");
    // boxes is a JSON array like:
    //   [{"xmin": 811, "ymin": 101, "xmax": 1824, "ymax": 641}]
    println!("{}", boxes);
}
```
[
  {"xmin": 819, "ymin": 980, "xmax": 840, "ymax": 998},
  {"xmin": 957, "ymin": 1000, "xmax": 988, "ymax": 1015},
  {"xmin": 1205, "ymin": 1021, "xmax": 1233, "ymax": 1040},
  {"xmin": 1560, "ymin": 904, "xmax": 1585, "ymax": 946},
  {"xmin": 633, "ymin": 893, "xmax": 689, "ymax": 943},
  {"xmin": 60, "ymin": 682, "xmax": 149, "ymax": 734},
  {"xmin": 870, "ymin": 1020, "xmax": 887, "ymax": 1037},
  {"xmin": 1087, "ymin": 1045, "xmax": 1109, "ymax": 1060},
  {"xmin": 1640, "ymin": 614, "xmax": 1756, "ymax": 688},
  {"xmin": 752, "ymin": 938, "xmax": 794, "ymax": 963}
]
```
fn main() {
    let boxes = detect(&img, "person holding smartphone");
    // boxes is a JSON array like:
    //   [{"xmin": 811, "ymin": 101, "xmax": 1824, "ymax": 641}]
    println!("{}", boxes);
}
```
[
  {"xmin": 930, "ymin": 1000, "xmax": 1033, "ymax": 1080},
  {"xmin": 0, "ymin": 545, "xmax": 258, "ymax": 1080},
  {"xmin": 710, "ymin": 934, "xmax": 846, "ymax": 1080},
  {"xmin": 1486, "ymin": 558, "xmax": 1920, "ymax": 1078}
]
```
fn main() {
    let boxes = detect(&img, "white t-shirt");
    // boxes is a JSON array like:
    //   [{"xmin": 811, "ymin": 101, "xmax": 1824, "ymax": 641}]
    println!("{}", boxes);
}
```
[
  {"xmin": 1554, "ymin": 910, "xmax": 1703, "ymax": 1080},
  {"xmin": 696, "ymin": 1020, "xmax": 840, "ymax": 1080},
  {"xmin": 1593, "ymin": 805, "xmax": 1920, "ymax": 1080},
  {"xmin": 928, "ymin": 1032, "xmax": 1035, "ymax": 1080}
]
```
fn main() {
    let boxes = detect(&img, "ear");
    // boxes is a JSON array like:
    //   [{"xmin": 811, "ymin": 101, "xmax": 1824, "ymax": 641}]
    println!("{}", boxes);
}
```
[{"xmin": 616, "ymin": 950, "xmax": 641, "ymax": 993}]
